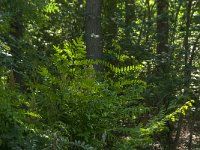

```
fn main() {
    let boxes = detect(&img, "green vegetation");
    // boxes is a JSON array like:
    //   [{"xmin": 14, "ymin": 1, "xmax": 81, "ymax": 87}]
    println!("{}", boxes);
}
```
[{"xmin": 0, "ymin": 0, "xmax": 199, "ymax": 149}]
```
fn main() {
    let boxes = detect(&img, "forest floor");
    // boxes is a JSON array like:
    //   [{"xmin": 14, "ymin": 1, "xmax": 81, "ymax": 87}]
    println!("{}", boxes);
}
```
[{"xmin": 177, "ymin": 119, "xmax": 200, "ymax": 150}]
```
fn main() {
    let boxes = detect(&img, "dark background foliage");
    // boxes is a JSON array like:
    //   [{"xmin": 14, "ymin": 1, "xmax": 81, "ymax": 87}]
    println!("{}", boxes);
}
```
[{"xmin": 0, "ymin": 0, "xmax": 200, "ymax": 149}]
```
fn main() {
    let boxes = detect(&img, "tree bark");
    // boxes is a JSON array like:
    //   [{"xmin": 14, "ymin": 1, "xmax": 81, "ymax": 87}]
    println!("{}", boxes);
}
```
[
  {"xmin": 184, "ymin": 0, "xmax": 193, "ymax": 92},
  {"xmin": 156, "ymin": 0, "xmax": 169, "ymax": 74},
  {"xmin": 145, "ymin": 0, "xmax": 151, "ymax": 45},
  {"xmin": 125, "ymin": 0, "xmax": 136, "ymax": 28},
  {"xmin": 85, "ymin": 0, "xmax": 103, "ymax": 70},
  {"xmin": 173, "ymin": 1, "xmax": 193, "ymax": 149},
  {"xmin": 103, "ymin": 0, "xmax": 117, "ymax": 50},
  {"xmin": 125, "ymin": 0, "xmax": 136, "ymax": 49},
  {"xmin": 9, "ymin": 10, "xmax": 25, "ymax": 91}
]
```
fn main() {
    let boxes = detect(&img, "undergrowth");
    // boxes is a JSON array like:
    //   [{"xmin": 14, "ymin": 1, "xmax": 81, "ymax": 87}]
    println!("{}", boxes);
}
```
[{"xmin": 0, "ymin": 37, "xmax": 195, "ymax": 149}]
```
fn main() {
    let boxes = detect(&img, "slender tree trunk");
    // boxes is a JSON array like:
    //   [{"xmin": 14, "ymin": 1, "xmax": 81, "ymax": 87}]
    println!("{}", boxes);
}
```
[
  {"xmin": 9, "ymin": 10, "xmax": 25, "ymax": 91},
  {"xmin": 85, "ymin": 0, "xmax": 103, "ymax": 70},
  {"xmin": 103, "ymin": 0, "xmax": 117, "ymax": 50},
  {"xmin": 184, "ymin": 0, "xmax": 193, "ymax": 91},
  {"xmin": 125, "ymin": 0, "xmax": 136, "ymax": 49},
  {"xmin": 171, "ymin": 0, "xmax": 183, "ymax": 44},
  {"xmin": 173, "ymin": 1, "xmax": 193, "ymax": 149},
  {"xmin": 155, "ymin": 0, "xmax": 171, "ymax": 105},
  {"xmin": 145, "ymin": 0, "xmax": 151, "ymax": 45},
  {"xmin": 125, "ymin": 0, "xmax": 136, "ymax": 29},
  {"xmin": 188, "ymin": 112, "xmax": 195, "ymax": 150},
  {"xmin": 156, "ymin": 1, "xmax": 172, "ymax": 148},
  {"xmin": 156, "ymin": 0, "xmax": 169, "ymax": 74}
]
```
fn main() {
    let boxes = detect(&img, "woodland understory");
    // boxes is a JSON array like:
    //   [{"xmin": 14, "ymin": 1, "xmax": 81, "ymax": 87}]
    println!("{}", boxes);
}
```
[{"xmin": 0, "ymin": 0, "xmax": 200, "ymax": 150}]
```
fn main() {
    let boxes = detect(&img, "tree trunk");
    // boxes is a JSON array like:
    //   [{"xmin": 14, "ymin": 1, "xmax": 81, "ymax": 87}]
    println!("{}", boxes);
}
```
[
  {"xmin": 173, "ymin": 1, "xmax": 193, "ymax": 149},
  {"xmin": 145, "ymin": 0, "xmax": 151, "ymax": 45},
  {"xmin": 125, "ymin": 0, "xmax": 136, "ymax": 28},
  {"xmin": 183, "ymin": 0, "xmax": 193, "ymax": 92},
  {"xmin": 156, "ymin": 0, "xmax": 169, "ymax": 74},
  {"xmin": 125, "ymin": 0, "xmax": 136, "ymax": 50},
  {"xmin": 85, "ymin": 0, "xmax": 103, "ymax": 70},
  {"xmin": 103, "ymin": 0, "xmax": 117, "ymax": 50},
  {"xmin": 156, "ymin": 1, "xmax": 172, "ymax": 148},
  {"xmin": 9, "ymin": 10, "xmax": 25, "ymax": 91}
]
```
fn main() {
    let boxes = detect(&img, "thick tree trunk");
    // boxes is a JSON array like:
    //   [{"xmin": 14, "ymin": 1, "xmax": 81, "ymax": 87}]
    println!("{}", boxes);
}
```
[{"xmin": 85, "ymin": 0, "xmax": 103, "ymax": 70}]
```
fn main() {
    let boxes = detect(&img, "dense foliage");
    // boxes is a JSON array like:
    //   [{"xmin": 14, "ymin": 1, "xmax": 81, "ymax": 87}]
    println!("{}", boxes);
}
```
[{"xmin": 0, "ymin": 0, "xmax": 200, "ymax": 149}]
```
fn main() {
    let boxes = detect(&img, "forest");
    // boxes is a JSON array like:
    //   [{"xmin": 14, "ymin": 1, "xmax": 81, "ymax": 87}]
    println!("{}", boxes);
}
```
[{"xmin": 0, "ymin": 0, "xmax": 200, "ymax": 149}]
